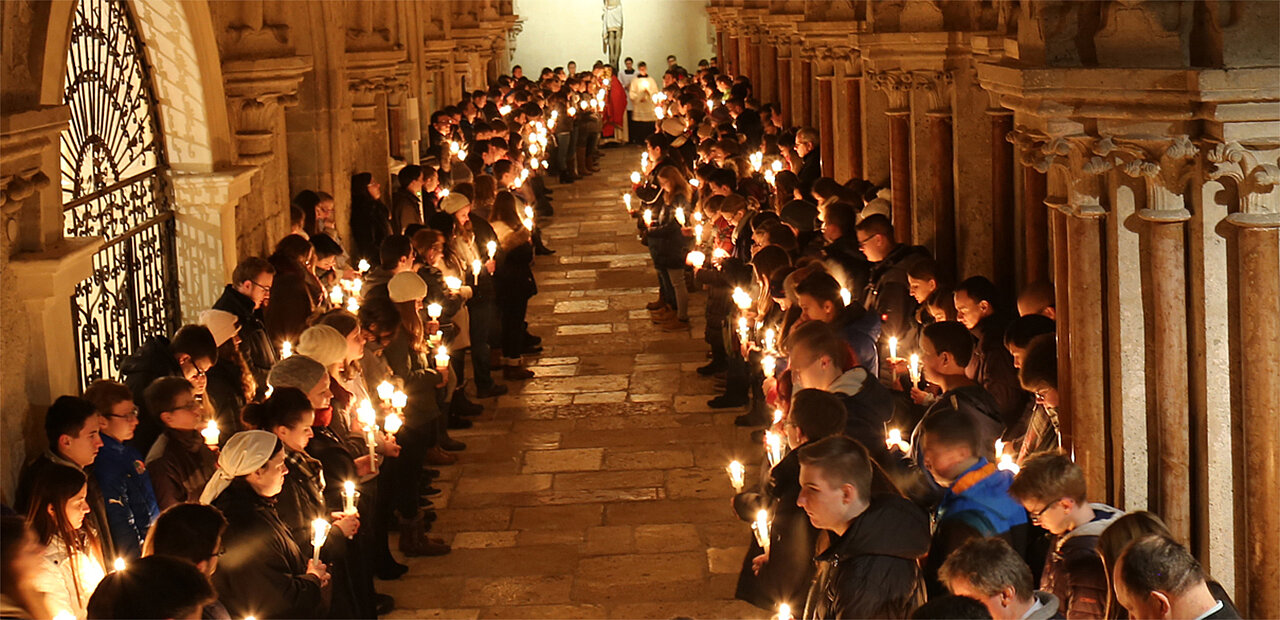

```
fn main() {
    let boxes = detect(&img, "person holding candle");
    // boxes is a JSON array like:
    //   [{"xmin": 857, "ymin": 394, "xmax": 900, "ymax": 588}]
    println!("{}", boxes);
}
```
[
  {"xmin": 201, "ymin": 430, "xmax": 329, "ymax": 619},
  {"xmin": 489, "ymin": 190, "xmax": 541, "ymax": 379},
  {"xmin": 143, "ymin": 378, "xmax": 220, "ymax": 510},
  {"xmin": 215, "ymin": 256, "xmax": 279, "ymax": 396},
  {"xmin": 415, "ymin": 224, "xmax": 487, "ymax": 422},
  {"xmin": 119, "ymin": 324, "xmax": 219, "ymax": 455},
  {"xmin": 1013, "ymin": 336, "xmax": 1062, "ymax": 466},
  {"xmin": 143, "ymin": 502, "xmax": 233, "ymax": 619},
  {"xmin": 854, "ymin": 214, "xmax": 932, "ymax": 370},
  {"xmin": 794, "ymin": 270, "xmax": 880, "ymax": 383},
  {"xmin": 794, "ymin": 436, "xmax": 931, "ymax": 619},
  {"xmin": 85, "ymin": 555, "xmax": 216, "ymax": 620},
  {"xmin": 84, "ymin": 380, "xmax": 160, "ymax": 559},
  {"xmin": 735, "ymin": 389, "xmax": 847, "ymax": 613},
  {"xmin": 953, "ymin": 276, "xmax": 1027, "ymax": 430},
  {"xmin": 25, "ymin": 464, "xmax": 108, "ymax": 620},
  {"xmin": 647, "ymin": 166, "xmax": 695, "ymax": 331},
  {"xmin": 263, "ymin": 234, "xmax": 325, "ymax": 351},
  {"xmin": 349, "ymin": 172, "xmax": 394, "ymax": 267},
  {"xmin": 199, "ymin": 308, "xmax": 254, "ymax": 447},
  {"xmin": 440, "ymin": 191, "xmax": 508, "ymax": 399},
  {"xmin": 937, "ymin": 537, "xmax": 1063, "ymax": 620}
]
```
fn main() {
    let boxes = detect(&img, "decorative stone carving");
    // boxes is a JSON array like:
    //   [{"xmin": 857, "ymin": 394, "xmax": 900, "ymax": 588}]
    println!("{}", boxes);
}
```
[
  {"xmin": 1207, "ymin": 141, "xmax": 1280, "ymax": 222},
  {"xmin": 867, "ymin": 70, "xmax": 914, "ymax": 112},
  {"xmin": 222, "ymin": 56, "xmax": 311, "ymax": 165},
  {"xmin": 912, "ymin": 70, "xmax": 953, "ymax": 113},
  {"xmin": 1093, "ymin": 0, "xmax": 1191, "ymax": 68},
  {"xmin": 1096, "ymin": 135, "xmax": 1198, "ymax": 218},
  {"xmin": 1010, "ymin": 127, "xmax": 1114, "ymax": 215}
]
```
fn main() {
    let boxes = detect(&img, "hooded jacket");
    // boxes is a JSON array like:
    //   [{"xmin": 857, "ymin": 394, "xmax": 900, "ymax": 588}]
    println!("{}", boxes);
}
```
[
  {"xmin": 119, "ymin": 335, "xmax": 182, "ymax": 453},
  {"xmin": 803, "ymin": 494, "xmax": 931, "ymax": 619},
  {"xmin": 831, "ymin": 304, "xmax": 881, "ymax": 375},
  {"xmin": 212, "ymin": 479, "xmax": 325, "ymax": 620},
  {"xmin": 214, "ymin": 284, "xmax": 277, "ymax": 396},
  {"xmin": 1025, "ymin": 591, "xmax": 1065, "ymax": 620},
  {"xmin": 1041, "ymin": 503, "xmax": 1123, "ymax": 619},
  {"xmin": 863, "ymin": 243, "xmax": 930, "ymax": 348},
  {"xmin": 825, "ymin": 368, "xmax": 894, "ymax": 466},
  {"xmin": 926, "ymin": 459, "xmax": 1030, "ymax": 596},
  {"xmin": 92, "ymin": 434, "xmax": 160, "ymax": 558}
]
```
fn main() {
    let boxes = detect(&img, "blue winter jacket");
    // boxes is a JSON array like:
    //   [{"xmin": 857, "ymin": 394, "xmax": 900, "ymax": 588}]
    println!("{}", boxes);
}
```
[{"xmin": 93, "ymin": 434, "xmax": 161, "ymax": 558}]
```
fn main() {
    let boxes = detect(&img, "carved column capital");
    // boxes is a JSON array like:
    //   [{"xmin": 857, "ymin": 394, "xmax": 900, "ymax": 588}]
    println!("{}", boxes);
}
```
[
  {"xmin": 1096, "ymin": 135, "xmax": 1198, "ymax": 220},
  {"xmin": 1206, "ymin": 141, "xmax": 1280, "ymax": 227},
  {"xmin": 912, "ymin": 70, "xmax": 954, "ymax": 114},
  {"xmin": 222, "ymin": 56, "xmax": 312, "ymax": 165},
  {"xmin": 867, "ymin": 70, "xmax": 914, "ymax": 112},
  {"xmin": 1012, "ymin": 128, "xmax": 1113, "ymax": 217}
]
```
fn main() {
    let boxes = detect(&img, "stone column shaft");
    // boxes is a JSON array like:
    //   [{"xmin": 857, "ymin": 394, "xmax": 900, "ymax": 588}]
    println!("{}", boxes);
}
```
[
  {"xmin": 727, "ymin": 36, "xmax": 740, "ymax": 76},
  {"xmin": 989, "ymin": 111, "xmax": 1015, "ymax": 291},
  {"xmin": 776, "ymin": 51, "xmax": 792, "ymax": 125},
  {"xmin": 818, "ymin": 77, "xmax": 835, "ymax": 178},
  {"xmin": 1064, "ymin": 209, "xmax": 1109, "ymax": 498},
  {"xmin": 1024, "ymin": 167, "xmax": 1049, "ymax": 285},
  {"xmin": 1051, "ymin": 207, "xmax": 1074, "ymax": 443},
  {"xmin": 930, "ymin": 112, "xmax": 956, "ymax": 282},
  {"xmin": 888, "ymin": 110, "xmax": 912, "ymax": 243},
  {"xmin": 799, "ymin": 60, "xmax": 813, "ymax": 128},
  {"xmin": 759, "ymin": 42, "xmax": 776, "ymax": 104},
  {"xmin": 841, "ymin": 76, "xmax": 863, "ymax": 181}
]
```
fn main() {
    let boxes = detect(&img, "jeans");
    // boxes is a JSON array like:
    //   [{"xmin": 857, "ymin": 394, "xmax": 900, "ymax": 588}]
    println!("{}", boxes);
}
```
[
  {"xmin": 554, "ymin": 131, "xmax": 573, "ymax": 173},
  {"xmin": 468, "ymin": 299, "xmax": 497, "ymax": 390}
]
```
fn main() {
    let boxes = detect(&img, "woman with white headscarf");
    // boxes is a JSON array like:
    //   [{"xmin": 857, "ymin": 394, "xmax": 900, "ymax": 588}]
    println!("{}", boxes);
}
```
[{"xmin": 200, "ymin": 430, "xmax": 329, "ymax": 619}]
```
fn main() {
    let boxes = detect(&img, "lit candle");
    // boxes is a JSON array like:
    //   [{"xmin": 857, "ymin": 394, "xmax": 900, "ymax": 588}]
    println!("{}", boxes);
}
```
[
  {"xmin": 264, "ymin": 384, "xmax": 274, "ymax": 398},
  {"xmin": 376, "ymin": 381, "xmax": 394, "ymax": 402},
  {"xmin": 457, "ymin": 149, "xmax": 468, "ymax": 161},
  {"xmin": 641, "ymin": 152, "xmax": 649, "ymax": 169},
  {"xmin": 642, "ymin": 209, "xmax": 653, "ymax": 227},
  {"xmin": 763, "ymin": 328, "xmax": 776, "ymax": 352},
  {"xmin": 356, "ymin": 398, "xmax": 378, "ymax": 470},
  {"xmin": 342, "ymin": 481, "xmax": 357, "ymax": 514},
  {"xmin": 357, "ymin": 259, "xmax": 371, "ymax": 273},
  {"xmin": 689, "ymin": 178, "xmax": 700, "ymax": 187},
  {"xmin": 777, "ymin": 603, "xmax": 793, "ymax": 620},
  {"xmin": 449, "ymin": 141, "xmax": 460, "ymax": 154},
  {"xmin": 498, "ymin": 104, "xmax": 512, "ymax": 115},
  {"xmin": 761, "ymin": 355, "xmax": 776, "ymax": 379},
  {"xmin": 280, "ymin": 341, "xmax": 292, "ymax": 359},
  {"xmin": 329, "ymin": 284, "xmax": 344, "ymax": 305},
  {"xmin": 472, "ymin": 259, "xmax": 483, "ymax": 278},
  {"xmin": 486, "ymin": 240, "xmax": 498, "ymax": 259},
  {"xmin": 523, "ymin": 217, "xmax": 535, "ymax": 231},
  {"xmin": 772, "ymin": 409, "xmax": 784, "ymax": 425},
  {"xmin": 426, "ymin": 303, "xmax": 442, "ymax": 320},
  {"xmin": 654, "ymin": 106, "xmax": 665, "ymax": 119},
  {"xmin": 390, "ymin": 390, "xmax": 408, "ymax": 410},
  {"xmin": 737, "ymin": 316, "xmax": 750, "ymax": 342},
  {"xmin": 113, "ymin": 557, "xmax": 126, "ymax": 572},
  {"xmin": 712, "ymin": 247, "xmax": 730, "ymax": 261},
  {"xmin": 693, "ymin": 211, "xmax": 703, "ymax": 224},
  {"xmin": 694, "ymin": 224, "xmax": 703, "ymax": 244},
  {"xmin": 686, "ymin": 251, "xmax": 705, "ymax": 270},
  {"xmin": 346, "ymin": 297, "xmax": 360, "ymax": 313},
  {"xmin": 384, "ymin": 412, "xmax": 403, "ymax": 435},
  {"xmin": 732, "ymin": 287, "xmax": 752, "ymax": 310},
  {"xmin": 52, "ymin": 611, "xmax": 75, "ymax": 620},
  {"xmin": 444, "ymin": 275, "xmax": 462, "ymax": 291},
  {"xmin": 765, "ymin": 431, "xmax": 784, "ymax": 468},
  {"xmin": 706, "ymin": 98, "xmax": 714, "ymax": 110},
  {"xmin": 908, "ymin": 353, "xmax": 922, "ymax": 384},
  {"xmin": 438, "ymin": 188, "xmax": 450, "ymax": 198},
  {"xmin": 568, "ymin": 105, "xmax": 577, "ymax": 116},
  {"xmin": 201, "ymin": 420, "xmax": 219, "ymax": 447},
  {"xmin": 675, "ymin": 207, "xmax": 686, "ymax": 226},
  {"xmin": 753, "ymin": 509, "xmax": 771, "ymax": 553},
  {"xmin": 839, "ymin": 288, "xmax": 851, "ymax": 306},
  {"xmin": 524, "ymin": 205, "xmax": 534, "ymax": 221},
  {"xmin": 630, "ymin": 171, "xmax": 641, "ymax": 184},
  {"xmin": 727, "ymin": 460, "xmax": 745, "ymax": 492},
  {"xmin": 772, "ymin": 160, "xmax": 784, "ymax": 173},
  {"xmin": 889, "ymin": 337, "xmax": 898, "ymax": 359},
  {"xmin": 886, "ymin": 428, "xmax": 910, "ymax": 453},
  {"xmin": 435, "ymin": 345, "xmax": 451, "ymax": 368},
  {"xmin": 996, "ymin": 440, "xmax": 1020, "ymax": 472},
  {"xmin": 311, "ymin": 518, "xmax": 328, "ymax": 560},
  {"xmin": 763, "ymin": 170, "xmax": 776, "ymax": 186},
  {"xmin": 623, "ymin": 193, "xmax": 632, "ymax": 212}
]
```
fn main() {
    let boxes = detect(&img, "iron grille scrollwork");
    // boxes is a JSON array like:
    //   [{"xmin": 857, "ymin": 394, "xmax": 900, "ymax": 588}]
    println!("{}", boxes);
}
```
[{"xmin": 61, "ymin": 0, "xmax": 179, "ymax": 389}]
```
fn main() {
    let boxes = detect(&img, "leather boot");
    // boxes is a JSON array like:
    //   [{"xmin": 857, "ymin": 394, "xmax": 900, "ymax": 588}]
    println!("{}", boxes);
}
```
[
  {"xmin": 575, "ymin": 146, "xmax": 593, "ymax": 176},
  {"xmin": 425, "ymin": 445, "xmax": 458, "ymax": 465},
  {"xmin": 398, "ymin": 516, "xmax": 451, "ymax": 557}
]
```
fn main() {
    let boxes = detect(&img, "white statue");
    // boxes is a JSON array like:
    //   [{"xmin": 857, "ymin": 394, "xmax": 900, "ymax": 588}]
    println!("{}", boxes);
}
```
[{"xmin": 603, "ymin": 0, "xmax": 623, "ymax": 69}]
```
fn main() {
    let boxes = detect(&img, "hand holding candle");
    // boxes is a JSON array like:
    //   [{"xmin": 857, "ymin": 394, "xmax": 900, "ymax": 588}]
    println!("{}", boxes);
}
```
[
  {"xmin": 342, "ymin": 481, "xmax": 358, "ymax": 514},
  {"xmin": 761, "ymin": 355, "xmax": 777, "ymax": 379},
  {"xmin": 311, "ymin": 518, "xmax": 329, "ymax": 560},
  {"xmin": 486, "ymin": 240, "xmax": 498, "ymax": 259},
  {"xmin": 886, "ymin": 428, "xmax": 911, "ymax": 453},
  {"xmin": 753, "ymin": 509, "xmax": 771, "ymax": 553},
  {"xmin": 686, "ymin": 250, "xmax": 705, "ymax": 270},
  {"xmin": 908, "ymin": 353, "xmax": 922, "ymax": 385},
  {"xmin": 435, "ymin": 345, "xmax": 451, "ymax": 368}
]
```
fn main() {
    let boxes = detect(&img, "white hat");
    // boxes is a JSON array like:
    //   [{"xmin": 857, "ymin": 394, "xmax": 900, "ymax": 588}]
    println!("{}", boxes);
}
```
[
  {"xmin": 440, "ymin": 192, "xmax": 471, "ymax": 215},
  {"xmin": 199, "ymin": 430, "xmax": 279, "ymax": 505},
  {"xmin": 296, "ymin": 324, "xmax": 348, "ymax": 368},
  {"xmin": 198, "ymin": 309, "xmax": 241, "ymax": 347},
  {"xmin": 388, "ymin": 271, "xmax": 428, "ymax": 303}
]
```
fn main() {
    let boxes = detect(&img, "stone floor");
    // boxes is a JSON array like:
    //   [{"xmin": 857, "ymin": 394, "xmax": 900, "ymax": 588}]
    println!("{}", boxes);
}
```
[{"xmin": 382, "ymin": 146, "xmax": 770, "ymax": 619}]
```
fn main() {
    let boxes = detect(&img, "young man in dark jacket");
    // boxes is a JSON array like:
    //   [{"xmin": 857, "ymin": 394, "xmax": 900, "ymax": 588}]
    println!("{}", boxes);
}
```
[
  {"xmin": 120, "ymin": 324, "xmax": 219, "ymax": 454},
  {"xmin": 214, "ymin": 256, "xmax": 277, "ymax": 394},
  {"xmin": 855, "ymin": 214, "xmax": 931, "ymax": 378},
  {"xmin": 794, "ymin": 128, "xmax": 822, "ymax": 196},
  {"xmin": 939, "ymin": 537, "xmax": 1064, "ymax": 620},
  {"xmin": 144, "ymin": 377, "xmax": 218, "ymax": 509},
  {"xmin": 1010, "ymin": 452, "xmax": 1123, "ymax": 619},
  {"xmin": 955, "ymin": 276, "xmax": 1028, "ymax": 429},
  {"xmin": 797, "ymin": 436, "xmax": 930, "ymax": 619}
]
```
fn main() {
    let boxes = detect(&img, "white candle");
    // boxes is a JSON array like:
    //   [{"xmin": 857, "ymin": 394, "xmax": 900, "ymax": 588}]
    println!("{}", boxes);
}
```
[
  {"xmin": 689, "ymin": 178, "xmax": 700, "ymax": 187},
  {"xmin": 642, "ymin": 209, "xmax": 653, "ymax": 227},
  {"xmin": 486, "ymin": 240, "xmax": 498, "ymax": 259},
  {"xmin": 384, "ymin": 413, "xmax": 403, "ymax": 435},
  {"xmin": 765, "ymin": 431, "xmax": 784, "ymax": 468},
  {"xmin": 889, "ymin": 337, "xmax": 898, "ymax": 359},
  {"xmin": 839, "ymin": 288, "xmax": 851, "ymax": 306},
  {"xmin": 280, "ymin": 341, "xmax": 292, "ymax": 359},
  {"xmin": 754, "ymin": 509, "xmax": 771, "ymax": 553},
  {"xmin": 727, "ymin": 460, "xmax": 745, "ymax": 492},
  {"xmin": 996, "ymin": 441, "xmax": 1020, "ymax": 473},
  {"xmin": 777, "ymin": 603, "xmax": 793, "ymax": 620},
  {"xmin": 686, "ymin": 251, "xmax": 706, "ymax": 270},
  {"xmin": 376, "ymin": 381, "xmax": 394, "ymax": 402},
  {"xmin": 712, "ymin": 247, "xmax": 730, "ymax": 260},
  {"xmin": 346, "ymin": 297, "xmax": 360, "ymax": 313},
  {"xmin": 472, "ymin": 259, "xmax": 483, "ymax": 278},
  {"xmin": 342, "ymin": 481, "xmax": 357, "ymax": 514},
  {"xmin": 329, "ymin": 284, "xmax": 344, "ymax": 305},
  {"xmin": 438, "ymin": 188, "xmax": 450, "ymax": 198},
  {"xmin": 732, "ymin": 287, "xmax": 752, "ymax": 310},
  {"xmin": 498, "ymin": 104, "xmax": 512, "ymax": 115},
  {"xmin": 457, "ymin": 149, "xmax": 468, "ymax": 161},
  {"xmin": 201, "ymin": 420, "xmax": 219, "ymax": 447},
  {"xmin": 764, "ymin": 170, "xmax": 776, "ymax": 186},
  {"xmin": 426, "ymin": 303, "xmax": 442, "ymax": 320},
  {"xmin": 908, "ymin": 353, "xmax": 922, "ymax": 384},
  {"xmin": 435, "ymin": 345, "xmax": 450, "ymax": 368},
  {"xmin": 623, "ymin": 193, "xmax": 632, "ymax": 212},
  {"xmin": 444, "ymin": 276, "xmax": 462, "ymax": 291},
  {"xmin": 390, "ymin": 390, "xmax": 408, "ymax": 410},
  {"xmin": 761, "ymin": 355, "xmax": 776, "ymax": 378},
  {"xmin": 886, "ymin": 428, "xmax": 910, "ymax": 453},
  {"xmin": 675, "ymin": 207, "xmax": 686, "ymax": 226},
  {"xmin": 764, "ymin": 328, "xmax": 776, "ymax": 352},
  {"xmin": 772, "ymin": 409, "xmax": 784, "ymax": 425},
  {"xmin": 630, "ymin": 171, "xmax": 641, "ymax": 184},
  {"xmin": 694, "ymin": 224, "xmax": 703, "ymax": 244},
  {"xmin": 311, "ymin": 518, "xmax": 328, "ymax": 560}
]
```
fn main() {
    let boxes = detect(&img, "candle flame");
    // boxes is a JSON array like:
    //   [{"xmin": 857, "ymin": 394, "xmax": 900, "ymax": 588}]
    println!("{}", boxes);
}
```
[
  {"xmin": 113, "ymin": 557, "xmax": 126, "ymax": 572},
  {"xmin": 426, "ymin": 302, "xmax": 442, "ymax": 320},
  {"xmin": 686, "ymin": 250, "xmax": 706, "ymax": 269},
  {"xmin": 357, "ymin": 259, "xmax": 371, "ymax": 273},
  {"xmin": 630, "ymin": 171, "xmax": 641, "ymax": 184},
  {"xmin": 280, "ymin": 341, "xmax": 292, "ymax": 359},
  {"xmin": 908, "ymin": 353, "xmax": 922, "ymax": 383},
  {"xmin": 384, "ymin": 412, "xmax": 403, "ymax": 434},
  {"xmin": 839, "ymin": 288, "xmax": 851, "ymax": 306},
  {"xmin": 889, "ymin": 336, "xmax": 898, "ymax": 359},
  {"xmin": 728, "ymin": 460, "xmax": 745, "ymax": 488},
  {"xmin": 376, "ymin": 381, "xmax": 395, "ymax": 401}
]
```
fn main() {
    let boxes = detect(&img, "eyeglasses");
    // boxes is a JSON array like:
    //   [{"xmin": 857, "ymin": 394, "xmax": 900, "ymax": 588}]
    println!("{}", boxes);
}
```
[
  {"xmin": 856, "ymin": 233, "xmax": 878, "ymax": 248},
  {"xmin": 107, "ymin": 409, "xmax": 140, "ymax": 421},
  {"xmin": 1029, "ymin": 498, "xmax": 1064, "ymax": 523},
  {"xmin": 250, "ymin": 280, "xmax": 272, "ymax": 293}
]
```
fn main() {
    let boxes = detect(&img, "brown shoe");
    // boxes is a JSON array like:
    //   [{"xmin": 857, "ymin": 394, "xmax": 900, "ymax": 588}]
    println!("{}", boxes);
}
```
[
  {"xmin": 398, "ymin": 517, "xmax": 452, "ymax": 557},
  {"xmin": 645, "ymin": 298, "xmax": 665, "ymax": 311},
  {"xmin": 650, "ymin": 308, "xmax": 675, "ymax": 323},
  {"xmin": 503, "ymin": 366, "xmax": 534, "ymax": 381},
  {"xmin": 425, "ymin": 446, "xmax": 458, "ymax": 466},
  {"xmin": 660, "ymin": 318, "xmax": 690, "ymax": 332}
]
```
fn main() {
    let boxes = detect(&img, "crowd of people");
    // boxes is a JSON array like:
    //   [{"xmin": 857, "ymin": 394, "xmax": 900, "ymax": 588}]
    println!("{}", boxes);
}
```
[
  {"xmin": 0, "ymin": 51, "xmax": 1239, "ymax": 620},
  {"xmin": 0, "ymin": 56, "xmax": 648, "ymax": 619},
  {"xmin": 621, "ymin": 60, "xmax": 1241, "ymax": 620}
]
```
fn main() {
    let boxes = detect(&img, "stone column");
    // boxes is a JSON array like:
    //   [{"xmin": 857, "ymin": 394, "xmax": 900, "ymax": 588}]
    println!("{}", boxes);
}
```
[
  {"xmin": 871, "ymin": 71, "xmax": 913, "ymax": 244},
  {"xmin": 989, "ymin": 108, "xmax": 1015, "ymax": 291},
  {"xmin": 1207, "ymin": 141, "xmax": 1280, "ymax": 617},
  {"xmin": 1012, "ymin": 128, "xmax": 1051, "ymax": 286},
  {"xmin": 817, "ymin": 76, "xmax": 835, "ymax": 178},
  {"xmin": 776, "ymin": 44, "xmax": 792, "ymax": 124},
  {"xmin": 918, "ymin": 71, "xmax": 955, "ymax": 280},
  {"xmin": 799, "ymin": 59, "xmax": 813, "ymax": 129},
  {"xmin": 1049, "ymin": 204, "xmax": 1074, "ymax": 444},
  {"xmin": 171, "ymin": 168, "xmax": 258, "ymax": 318},
  {"xmin": 844, "ymin": 75, "xmax": 863, "ymax": 180},
  {"xmin": 759, "ymin": 40, "xmax": 776, "ymax": 104},
  {"xmin": 727, "ymin": 35, "xmax": 740, "ymax": 76}
]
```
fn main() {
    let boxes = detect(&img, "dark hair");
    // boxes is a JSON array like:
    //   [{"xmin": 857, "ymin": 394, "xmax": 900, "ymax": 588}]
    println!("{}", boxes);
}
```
[
  {"xmin": 87, "ymin": 555, "xmax": 215, "ymax": 619},
  {"xmin": 920, "ymin": 407, "xmax": 981, "ymax": 455},
  {"xmin": 379, "ymin": 234, "xmax": 413, "ymax": 271},
  {"xmin": 272, "ymin": 234, "xmax": 313, "ymax": 266},
  {"xmin": 823, "ymin": 201, "xmax": 858, "ymax": 239},
  {"xmin": 293, "ymin": 190, "xmax": 321, "ymax": 234},
  {"xmin": 922, "ymin": 321, "xmax": 975, "ymax": 367},
  {"xmin": 491, "ymin": 190, "xmax": 522, "ymax": 229},
  {"xmin": 492, "ymin": 159, "xmax": 516, "ymax": 181},
  {"xmin": 750, "ymin": 244, "xmax": 792, "ymax": 284},
  {"xmin": 938, "ymin": 537, "xmax": 1035, "ymax": 602},
  {"xmin": 796, "ymin": 435, "xmax": 872, "ymax": 500},
  {"xmin": 310, "ymin": 233, "xmax": 343, "ymax": 260},
  {"xmin": 289, "ymin": 205, "xmax": 305, "ymax": 230},
  {"xmin": 1003, "ymin": 314, "xmax": 1056, "ymax": 350},
  {"xmin": 143, "ymin": 502, "xmax": 227, "ymax": 565},
  {"xmin": 25, "ymin": 465, "xmax": 97, "ymax": 605},
  {"xmin": 910, "ymin": 594, "xmax": 992, "ymax": 619},
  {"xmin": 789, "ymin": 389, "xmax": 848, "ymax": 442},
  {"xmin": 82, "ymin": 379, "xmax": 133, "ymax": 417},
  {"xmin": 795, "ymin": 270, "xmax": 845, "ymax": 309},
  {"xmin": 924, "ymin": 288, "xmax": 958, "ymax": 322},
  {"xmin": 231, "ymin": 256, "xmax": 274, "ymax": 287},
  {"xmin": 240, "ymin": 387, "xmax": 313, "ymax": 432},
  {"xmin": 706, "ymin": 167, "xmax": 737, "ymax": 191},
  {"xmin": 1019, "ymin": 334, "xmax": 1058, "ymax": 391},
  {"xmin": 171, "ymin": 324, "xmax": 218, "ymax": 365},
  {"xmin": 1009, "ymin": 450, "xmax": 1086, "ymax": 504},
  {"xmin": 44, "ymin": 395, "xmax": 99, "ymax": 449},
  {"xmin": 144, "ymin": 376, "xmax": 194, "ymax": 420},
  {"xmin": 855, "ymin": 213, "xmax": 894, "ymax": 240},
  {"xmin": 397, "ymin": 165, "xmax": 423, "ymax": 189},
  {"xmin": 812, "ymin": 177, "xmax": 842, "ymax": 201},
  {"xmin": 1118, "ymin": 536, "xmax": 1206, "ymax": 599},
  {"xmin": 956, "ymin": 275, "xmax": 1002, "ymax": 310},
  {"xmin": 907, "ymin": 258, "xmax": 939, "ymax": 282}
]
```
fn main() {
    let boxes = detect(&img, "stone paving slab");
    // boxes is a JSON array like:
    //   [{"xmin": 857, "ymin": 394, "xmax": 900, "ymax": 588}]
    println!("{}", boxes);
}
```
[{"xmin": 382, "ymin": 147, "xmax": 770, "ymax": 619}]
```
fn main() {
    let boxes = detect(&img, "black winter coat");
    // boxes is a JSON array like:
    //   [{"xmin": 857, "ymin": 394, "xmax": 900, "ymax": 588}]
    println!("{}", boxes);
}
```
[
  {"xmin": 969, "ymin": 314, "xmax": 1030, "ymax": 430},
  {"xmin": 212, "ymin": 480, "xmax": 325, "ymax": 619},
  {"xmin": 120, "ymin": 335, "xmax": 182, "ymax": 454},
  {"xmin": 214, "ymin": 285, "xmax": 277, "ymax": 397},
  {"xmin": 862, "ymin": 243, "xmax": 930, "ymax": 348},
  {"xmin": 803, "ymin": 494, "xmax": 930, "ymax": 619},
  {"xmin": 735, "ymin": 448, "xmax": 820, "ymax": 611},
  {"xmin": 350, "ymin": 197, "xmax": 393, "ymax": 265}
]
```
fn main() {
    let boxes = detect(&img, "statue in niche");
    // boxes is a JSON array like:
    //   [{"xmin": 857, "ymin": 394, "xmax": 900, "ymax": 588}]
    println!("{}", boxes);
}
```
[{"xmin": 603, "ymin": 0, "xmax": 623, "ymax": 68}]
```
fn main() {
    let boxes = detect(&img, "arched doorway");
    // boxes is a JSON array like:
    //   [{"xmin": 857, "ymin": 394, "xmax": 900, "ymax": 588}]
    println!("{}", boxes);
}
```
[{"xmin": 60, "ymin": 0, "xmax": 179, "ymax": 387}]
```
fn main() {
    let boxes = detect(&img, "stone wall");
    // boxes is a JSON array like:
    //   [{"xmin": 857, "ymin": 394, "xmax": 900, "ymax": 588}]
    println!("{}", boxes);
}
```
[
  {"xmin": 706, "ymin": 1, "xmax": 1279, "ymax": 615},
  {"xmin": 0, "ymin": 0, "xmax": 516, "ymax": 504}
]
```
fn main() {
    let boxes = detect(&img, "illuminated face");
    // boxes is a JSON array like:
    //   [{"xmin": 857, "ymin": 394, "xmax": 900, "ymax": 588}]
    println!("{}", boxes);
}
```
[
  {"xmin": 60, "ymin": 416, "xmax": 103, "ymax": 468},
  {"xmin": 275, "ymin": 409, "xmax": 315, "ymax": 453},
  {"xmin": 1021, "ymin": 496, "xmax": 1072, "ymax": 536},
  {"xmin": 796, "ymin": 464, "xmax": 853, "ymax": 532},
  {"xmin": 920, "ymin": 337, "xmax": 947, "ymax": 385},
  {"xmin": 63, "ymin": 484, "xmax": 91, "ymax": 530},
  {"xmin": 248, "ymin": 272, "xmax": 274, "ymax": 308},
  {"xmin": 796, "ymin": 293, "xmax": 836, "ymax": 324},
  {"xmin": 306, "ymin": 375, "xmax": 332, "ymax": 410},
  {"xmin": 100, "ymin": 399, "xmax": 139, "ymax": 442},
  {"xmin": 907, "ymin": 275, "xmax": 936, "ymax": 304},
  {"xmin": 251, "ymin": 450, "xmax": 288, "ymax": 498},
  {"xmin": 953, "ymin": 290, "xmax": 987, "ymax": 330}
]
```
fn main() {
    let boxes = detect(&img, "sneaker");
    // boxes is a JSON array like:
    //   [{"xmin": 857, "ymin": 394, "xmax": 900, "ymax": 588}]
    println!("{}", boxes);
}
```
[
  {"xmin": 503, "ymin": 366, "xmax": 535, "ymax": 381},
  {"xmin": 697, "ymin": 360, "xmax": 726, "ymax": 376},
  {"xmin": 475, "ymin": 383, "xmax": 509, "ymax": 398},
  {"xmin": 708, "ymin": 394, "xmax": 749, "ymax": 409}
]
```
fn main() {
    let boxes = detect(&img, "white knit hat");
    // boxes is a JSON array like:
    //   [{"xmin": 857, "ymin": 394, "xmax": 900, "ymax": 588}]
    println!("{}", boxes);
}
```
[
  {"xmin": 198, "ymin": 309, "xmax": 241, "ymax": 347},
  {"xmin": 199, "ymin": 430, "xmax": 279, "ymax": 505},
  {"xmin": 388, "ymin": 271, "xmax": 428, "ymax": 303},
  {"xmin": 296, "ymin": 324, "xmax": 348, "ymax": 368},
  {"xmin": 440, "ymin": 192, "xmax": 471, "ymax": 215}
]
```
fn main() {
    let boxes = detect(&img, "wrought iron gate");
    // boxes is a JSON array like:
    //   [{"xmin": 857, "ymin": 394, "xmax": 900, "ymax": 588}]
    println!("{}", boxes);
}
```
[{"xmin": 61, "ymin": 0, "xmax": 179, "ymax": 389}]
